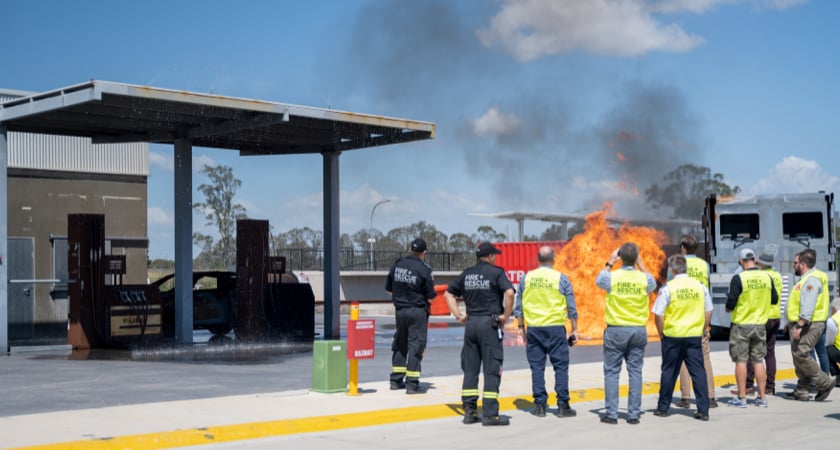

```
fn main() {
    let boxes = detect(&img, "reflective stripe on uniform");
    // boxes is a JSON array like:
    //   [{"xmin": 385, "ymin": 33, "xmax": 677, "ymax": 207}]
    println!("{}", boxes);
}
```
[
  {"xmin": 391, "ymin": 366, "xmax": 407, "ymax": 374},
  {"xmin": 406, "ymin": 370, "xmax": 421, "ymax": 378}
]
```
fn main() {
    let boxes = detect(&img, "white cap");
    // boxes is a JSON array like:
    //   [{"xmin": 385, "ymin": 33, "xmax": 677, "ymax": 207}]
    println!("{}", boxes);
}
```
[{"xmin": 739, "ymin": 248, "xmax": 755, "ymax": 261}]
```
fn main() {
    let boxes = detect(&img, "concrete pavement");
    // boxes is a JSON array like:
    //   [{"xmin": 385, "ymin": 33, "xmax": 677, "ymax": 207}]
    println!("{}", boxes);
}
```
[{"xmin": 1, "ymin": 320, "xmax": 838, "ymax": 449}]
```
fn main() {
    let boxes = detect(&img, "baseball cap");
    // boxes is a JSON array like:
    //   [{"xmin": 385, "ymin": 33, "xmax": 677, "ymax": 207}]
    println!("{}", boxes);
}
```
[
  {"xmin": 476, "ymin": 242, "xmax": 502, "ymax": 257},
  {"xmin": 739, "ymin": 248, "xmax": 755, "ymax": 261},
  {"xmin": 410, "ymin": 238, "xmax": 427, "ymax": 253}
]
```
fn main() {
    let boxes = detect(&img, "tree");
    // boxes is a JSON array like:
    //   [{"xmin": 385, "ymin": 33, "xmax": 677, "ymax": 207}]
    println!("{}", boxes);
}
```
[
  {"xmin": 193, "ymin": 165, "xmax": 247, "ymax": 269},
  {"xmin": 274, "ymin": 226, "xmax": 323, "ymax": 248},
  {"xmin": 386, "ymin": 221, "xmax": 448, "ymax": 251},
  {"xmin": 472, "ymin": 225, "xmax": 506, "ymax": 243},
  {"xmin": 645, "ymin": 164, "xmax": 741, "ymax": 220},
  {"xmin": 540, "ymin": 224, "xmax": 570, "ymax": 241},
  {"xmin": 448, "ymin": 232, "xmax": 476, "ymax": 252}
]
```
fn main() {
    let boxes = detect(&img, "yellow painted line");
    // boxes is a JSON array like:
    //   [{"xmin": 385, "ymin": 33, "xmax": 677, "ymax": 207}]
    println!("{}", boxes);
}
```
[{"xmin": 9, "ymin": 368, "xmax": 800, "ymax": 450}]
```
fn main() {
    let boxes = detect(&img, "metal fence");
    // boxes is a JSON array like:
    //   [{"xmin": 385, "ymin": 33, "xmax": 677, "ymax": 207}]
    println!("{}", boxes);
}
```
[{"xmin": 274, "ymin": 248, "xmax": 475, "ymax": 272}]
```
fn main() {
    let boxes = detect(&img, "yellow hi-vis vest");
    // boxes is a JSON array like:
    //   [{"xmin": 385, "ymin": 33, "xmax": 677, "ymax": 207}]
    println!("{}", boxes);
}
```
[
  {"xmin": 831, "ymin": 311, "xmax": 840, "ymax": 351},
  {"xmin": 522, "ymin": 267, "xmax": 567, "ymax": 327},
  {"xmin": 764, "ymin": 268, "xmax": 783, "ymax": 320},
  {"xmin": 787, "ymin": 269, "xmax": 830, "ymax": 322},
  {"xmin": 731, "ymin": 269, "xmax": 772, "ymax": 325},
  {"xmin": 663, "ymin": 276, "xmax": 706, "ymax": 337},
  {"xmin": 685, "ymin": 257, "xmax": 709, "ymax": 288},
  {"xmin": 606, "ymin": 269, "xmax": 650, "ymax": 326},
  {"xmin": 831, "ymin": 311, "xmax": 840, "ymax": 350}
]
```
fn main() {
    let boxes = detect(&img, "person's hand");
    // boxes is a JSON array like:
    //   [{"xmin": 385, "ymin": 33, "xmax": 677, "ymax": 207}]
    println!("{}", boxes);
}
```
[
  {"xmin": 497, "ymin": 314, "xmax": 509, "ymax": 326},
  {"xmin": 792, "ymin": 326, "xmax": 801, "ymax": 340}
]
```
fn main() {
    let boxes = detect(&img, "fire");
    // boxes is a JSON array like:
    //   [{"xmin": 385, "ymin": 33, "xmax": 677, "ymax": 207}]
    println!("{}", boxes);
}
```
[
  {"xmin": 616, "ymin": 152, "xmax": 627, "ymax": 162},
  {"xmin": 554, "ymin": 204, "xmax": 668, "ymax": 340}
]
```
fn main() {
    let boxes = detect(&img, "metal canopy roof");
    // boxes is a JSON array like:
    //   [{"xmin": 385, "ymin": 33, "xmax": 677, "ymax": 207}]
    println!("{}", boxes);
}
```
[
  {"xmin": 0, "ymin": 80, "xmax": 435, "ymax": 154},
  {"xmin": 0, "ymin": 80, "xmax": 435, "ymax": 351}
]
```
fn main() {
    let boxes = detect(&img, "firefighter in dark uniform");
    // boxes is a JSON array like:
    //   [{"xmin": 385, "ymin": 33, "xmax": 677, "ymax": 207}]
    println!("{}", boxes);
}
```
[
  {"xmin": 444, "ymin": 242, "xmax": 515, "ymax": 426},
  {"xmin": 385, "ymin": 238, "xmax": 436, "ymax": 394}
]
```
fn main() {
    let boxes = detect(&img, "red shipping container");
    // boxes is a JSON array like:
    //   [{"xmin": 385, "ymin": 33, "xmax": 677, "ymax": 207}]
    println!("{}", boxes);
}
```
[{"xmin": 493, "ymin": 241, "xmax": 568, "ymax": 287}]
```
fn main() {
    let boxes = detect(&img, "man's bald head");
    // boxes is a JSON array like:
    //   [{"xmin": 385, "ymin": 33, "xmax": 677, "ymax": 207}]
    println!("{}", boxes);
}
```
[{"xmin": 538, "ymin": 246, "xmax": 555, "ymax": 264}]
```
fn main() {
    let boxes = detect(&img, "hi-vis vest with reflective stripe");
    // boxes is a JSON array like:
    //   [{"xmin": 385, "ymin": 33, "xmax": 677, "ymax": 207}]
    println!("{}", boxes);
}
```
[
  {"xmin": 606, "ymin": 269, "xmax": 649, "ymax": 326},
  {"xmin": 764, "ymin": 268, "xmax": 783, "ymax": 320},
  {"xmin": 787, "ymin": 269, "xmax": 830, "ymax": 322},
  {"xmin": 522, "ymin": 267, "xmax": 567, "ymax": 327},
  {"xmin": 731, "ymin": 269, "xmax": 772, "ymax": 325},
  {"xmin": 685, "ymin": 257, "xmax": 709, "ymax": 288},
  {"xmin": 663, "ymin": 276, "xmax": 706, "ymax": 337}
]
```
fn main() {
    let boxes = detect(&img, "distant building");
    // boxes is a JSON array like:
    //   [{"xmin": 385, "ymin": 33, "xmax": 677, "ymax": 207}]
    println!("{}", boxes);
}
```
[{"xmin": 1, "ymin": 89, "xmax": 149, "ymax": 343}]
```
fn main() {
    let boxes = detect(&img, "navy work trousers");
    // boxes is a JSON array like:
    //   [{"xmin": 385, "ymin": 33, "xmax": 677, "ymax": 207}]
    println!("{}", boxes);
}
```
[{"xmin": 526, "ymin": 325, "xmax": 570, "ymax": 406}]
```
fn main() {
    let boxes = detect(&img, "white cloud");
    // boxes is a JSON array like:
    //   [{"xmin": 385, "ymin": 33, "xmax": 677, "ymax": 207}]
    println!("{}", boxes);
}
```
[
  {"xmin": 477, "ymin": 0, "xmax": 706, "ymax": 60},
  {"xmin": 470, "ymin": 107, "xmax": 522, "ymax": 137},
  {"xmin": 754, "ymin": 0, "xmax": 809, "ymax": 10},
  {"xmin": 751, "ymin": 156, "xmax": 840, "ymax": 194},
  {"xmin": 149, "ymin": 151, "xmax": 172, "ymax": 171},
  {"xmin": 193, "ymin": 154, "xmax": 216, "ymax": 171},
  {"xmin": 147, "ymin": 206, "xmax": 172, "ymax": 225}
]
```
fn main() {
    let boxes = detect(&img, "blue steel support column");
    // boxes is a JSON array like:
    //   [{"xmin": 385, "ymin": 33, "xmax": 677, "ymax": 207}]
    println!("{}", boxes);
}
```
[
  {"xmin": 174, "ymin": 139, "xmax": 194, "ymax": 344},
  {"xmin": 0, "ymin": 125, "xmax": 8, "ymax": 353},
  {"xmin": 323, "ymin": 150, "xmax": 340, "ymax": 339}
]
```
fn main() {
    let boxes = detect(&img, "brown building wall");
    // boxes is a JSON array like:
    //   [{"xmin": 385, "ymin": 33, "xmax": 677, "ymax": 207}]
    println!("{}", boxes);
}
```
[{"xmin": 7, "ymin": 169, "xmax": 147, "ymax": 339}]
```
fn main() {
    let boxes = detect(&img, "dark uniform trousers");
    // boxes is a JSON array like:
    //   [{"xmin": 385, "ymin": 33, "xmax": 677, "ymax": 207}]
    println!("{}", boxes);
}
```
[
  {"xmin": 526, "ymin": 325, "xmax": 570, "ymax": 405},
  {"xmin": 659, "ymin": 335, "xmax": 709, "ymax": 413},
  {"xmin": 390, "ymin": 307, "xmax": 429, "ymax": 389},
  {"xmin": 462, "ymin": 315, "xmax": 503, "ymax": 417}
]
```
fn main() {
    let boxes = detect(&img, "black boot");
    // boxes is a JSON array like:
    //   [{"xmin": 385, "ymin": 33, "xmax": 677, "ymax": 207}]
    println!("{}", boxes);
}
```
[
  {"xmin": 556, "ymin": 401, "xmax": 577, "ymax": 418},
  {"xmin": 463, "ymin": 406, "xmax": 480, "ymax": 425}
]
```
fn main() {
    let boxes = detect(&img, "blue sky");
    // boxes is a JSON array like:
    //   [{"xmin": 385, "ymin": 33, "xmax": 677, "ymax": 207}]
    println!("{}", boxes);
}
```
[{"xmin": 2, "ymin": 0, "xmax": 838, "ymax": 259}]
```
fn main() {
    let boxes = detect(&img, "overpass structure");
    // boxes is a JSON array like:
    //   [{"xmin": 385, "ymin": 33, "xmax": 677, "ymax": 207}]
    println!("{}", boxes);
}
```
[{"xmin": 469, "ymin": 211, "xmax": 701, "ymax": 241}]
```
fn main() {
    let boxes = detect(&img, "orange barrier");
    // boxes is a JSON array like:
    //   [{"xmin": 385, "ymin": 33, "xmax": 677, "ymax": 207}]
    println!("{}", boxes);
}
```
[{"xmin": 430, "ymin": 284, "xmax": 451, "ymax": 316}]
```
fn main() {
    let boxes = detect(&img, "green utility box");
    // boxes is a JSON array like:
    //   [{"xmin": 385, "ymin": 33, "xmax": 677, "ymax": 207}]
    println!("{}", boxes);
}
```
[{"xmin": 311, "ymin": 340, "xmax": 348, "ymax": 393}]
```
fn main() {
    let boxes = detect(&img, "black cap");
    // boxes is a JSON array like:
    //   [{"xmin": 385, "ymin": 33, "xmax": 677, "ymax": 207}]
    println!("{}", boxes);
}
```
[
  {"xmin": 410, "ymin": 238, "xmax": 427, "ymax": 253},
  {"xmin": 476, "ymin": 242, "xmax": 502, "ymax": 257}
]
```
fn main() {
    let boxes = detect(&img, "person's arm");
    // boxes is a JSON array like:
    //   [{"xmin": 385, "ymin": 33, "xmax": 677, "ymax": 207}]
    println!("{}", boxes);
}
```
[
  {"xmin": 825, "ymin": 318, "xmax": 837, "ymax": 350},
  {"xmin": 654, "ymin": 314, "xmax": 665, "ymax": 340},
  {"xmin": 513, "ymin": 277, "xmax": 526, "ymax": 323},
  {"xmin": 703, "ymin": 286, "xmax": 713, "ymax": 334},
  {"xmin": 424, "ymin": 269, "xmax": 436, "ymax": 303},
  {"xmin": 562, "ymin": 275, "xmax": 578, "ymax": 339},
  {"xmin": 725, "ymin": 274, "xmax": 742, "ymax": 312},
  {"xmin": 500, "ymin": 288, "xmax": 515, "ymax": 325},
  {"xmin": 769, "ymin": 276, "xmax": 778, "ymax": 305}
]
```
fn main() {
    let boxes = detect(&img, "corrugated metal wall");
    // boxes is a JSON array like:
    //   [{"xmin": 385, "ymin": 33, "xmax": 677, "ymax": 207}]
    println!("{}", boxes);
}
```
[
  {"xmin": 7, "ymin": 132, "xmax": 148, "ymax": 176},
  {"xmin": 2, "ymin": 90, "xmax": 148, "ymax": 177}
]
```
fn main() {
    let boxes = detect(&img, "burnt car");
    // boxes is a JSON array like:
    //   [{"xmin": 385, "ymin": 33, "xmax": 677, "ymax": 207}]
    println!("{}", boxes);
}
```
[{"xmin": 155, "ymin": 271, "xmax": 236, "ymax": 336}]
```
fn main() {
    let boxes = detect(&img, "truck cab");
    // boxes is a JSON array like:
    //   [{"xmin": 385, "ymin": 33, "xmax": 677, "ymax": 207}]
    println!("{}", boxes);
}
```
[{"xmin": 703, "ymin": 192, "xmax": 837, "ymax": 336}]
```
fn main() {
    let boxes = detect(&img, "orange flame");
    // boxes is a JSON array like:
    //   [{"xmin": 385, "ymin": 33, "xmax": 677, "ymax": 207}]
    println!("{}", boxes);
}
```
[
  {"xmin": 616, "ymin": 152, "xmax": 627, "ymax": 162},
  {"xmin": 554, "ymin": 204, "xmax": 668, "ymax": 340}
]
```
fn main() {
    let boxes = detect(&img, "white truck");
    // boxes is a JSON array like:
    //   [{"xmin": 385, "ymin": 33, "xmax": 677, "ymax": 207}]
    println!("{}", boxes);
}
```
[{"xmin": 703, "ymin": 192, "xmax": 837, "ymax": 337}]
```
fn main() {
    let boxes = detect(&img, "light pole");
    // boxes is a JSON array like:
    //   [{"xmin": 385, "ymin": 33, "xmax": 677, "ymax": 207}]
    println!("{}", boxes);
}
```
[{"xmin": 368, "ymin": 199, "xmax": 391, "ymax": 270}]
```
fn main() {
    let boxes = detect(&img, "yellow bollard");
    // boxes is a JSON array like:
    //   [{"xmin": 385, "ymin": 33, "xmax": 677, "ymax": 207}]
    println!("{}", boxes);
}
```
[{"xmin": 348, "ymin": 302, "xmax": 360, "ymax": 396}]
